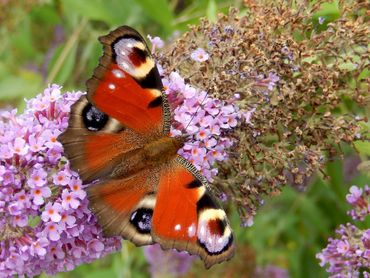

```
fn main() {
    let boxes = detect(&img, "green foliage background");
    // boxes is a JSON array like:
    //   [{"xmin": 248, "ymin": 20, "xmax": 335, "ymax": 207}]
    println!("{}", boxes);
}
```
[{"xmin": 0, "ymin": 1, "xmax": 368, "ymax": 277}]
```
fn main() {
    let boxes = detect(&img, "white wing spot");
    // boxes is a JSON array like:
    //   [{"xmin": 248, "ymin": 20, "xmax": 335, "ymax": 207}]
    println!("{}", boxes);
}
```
[
  {"xmin": 188, "ymin": 224, "xmax": 196, "ymax": 237},
  {"xmin": 112, "ymin": 69, "xmax": 125, "ymax": 78},
  {"xmin": 174, "ymin": 224, "xmax": 181, "ymax": 231},
  {"xmin": 108, "ymin": 83, "xmax": 116, "ymax": 90}
]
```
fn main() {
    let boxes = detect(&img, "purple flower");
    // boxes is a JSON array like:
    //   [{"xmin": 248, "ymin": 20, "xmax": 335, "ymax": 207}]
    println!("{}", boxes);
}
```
[
  {"xmin": 165, "ymin": 71, "xmax": 243, "ymax": 182},
  {"xmin": 43, "ymin": 84, "xmax": 61, "ymax": 102},
  {"xmin": 43, "ymin": 222, "xmax": 62, "ymax": 241},
  {"xmin": 41, "ymin": 203, "xmax": 62, "ymax": 222},
  {"xmin": 255, "ymin": 72, "xmax": 280, "ymax": 91},
  {"xmin": 52, "ymin": 169, "xmax": 71, "ymax": 186},
  {"xmin": 29, "ymin": 134, "xmax": 45, "ymax": 152},
  {"xmin": 242, "ymin": 108, "xmax": 256, "ymax": 124},
  {"xmin": 255, "ymin": 265, "xmax": 289, "ymax": 278},
  {"xmin": 0, "ymin": 86, "xmax": 121, "ymax": 277},
  {"xmin": 190, "ymin": 48, "xmax": 209, "ymax": 62},
  {"xmin": 29, "ymin": 168, "xmax": 48, "ymax": 188},
  {"xmin": 317, "ymin": 184, "xmax": 370, "ymax": 277},
  {"xmin": 346, "ymin": 185, "xmax": 363, "ymax": 204},
  {"xmin": 347, "ymin": 184, "xmax": 369, "ymax": 221},
  {"xmin": 61, "ymin": 189, "xmax": 80, "ymax": 209},
  {"xmin": 31, "ymin": 186, "xmax": 51, "ymax": 205},
  {"xmin": 318, "ymin": 16, "xmax": 326, "ymax": 25},
  {"xmin": 147, "ymin": 34, "xmax": 164, "ymax": 52},
  {"xmin": 143, "ymin": 244, "xmax": 195, "ymax": 277},
  {"xmin": 68, "ymin": 178, "xmax": 86, "ymax": 199},
  {"xmin": 337, "ymin": 240, "xmax": 351, "ymax": 254},
  {"xmin": 13, "ymin": 215, "xmax": 28, "ymax": 227},
  {"xmin": 30, "ymin": 238, "xmax": 49, "ymax": 257},
  {"xmin": 9, "ymin": 137, "xmax": 29, "ymax": 156}
]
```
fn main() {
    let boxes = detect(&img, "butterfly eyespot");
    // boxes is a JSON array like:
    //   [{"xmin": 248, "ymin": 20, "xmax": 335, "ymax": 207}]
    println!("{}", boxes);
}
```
[
  {"xmin": 82, "ymin": 103, "xmax": 109, "ymax": 131},
  {"xmin": 130, "ymin": 208, "xmax": 153, "ymax": 234},
  {"xmin": 131, "ymin": 47, "xmax": 147, "ymax": 65},
  {"xmin": 197, "ymin": 222, "xmax": 233, "ymax": 255},
  {"xmin": 207, "ymin": 219, "xmax": 226, "ymax": 236}
]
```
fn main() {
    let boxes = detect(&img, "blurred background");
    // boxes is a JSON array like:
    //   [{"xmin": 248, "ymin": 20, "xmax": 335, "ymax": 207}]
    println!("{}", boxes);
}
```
[{"xmin": 0, "ymin": 0, "xmax": 368, "ymax": 277}]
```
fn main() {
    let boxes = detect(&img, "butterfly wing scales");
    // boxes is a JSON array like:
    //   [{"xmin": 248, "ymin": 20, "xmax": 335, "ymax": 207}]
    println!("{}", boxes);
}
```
[
  {"xmin": 86, "ymin": 26, "xmax": 170, "ymax": 136},
  {"xmin": 87, "ymin": 169, "xmax": 158, "ymax": 245},
  {"xmin": 152, "ymin": 156, "xmax": 235, "ymax": 268},
  {"xmin": 58, "ymin": 96, "xmax": 146, "ymax": 183},
  {"xmin": 58, "ymin": 26, "xmax": 169, "ymax": 182}
]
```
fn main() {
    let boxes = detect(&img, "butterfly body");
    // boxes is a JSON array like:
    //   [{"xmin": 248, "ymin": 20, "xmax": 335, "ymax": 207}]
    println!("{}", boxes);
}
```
[
  {"xmin": 58, "ymin": 26, "xmax": 235, "ymax": 268},
  {"xmin": 142, "ymin": 136, "xmax": 185, "ymax": 164}
]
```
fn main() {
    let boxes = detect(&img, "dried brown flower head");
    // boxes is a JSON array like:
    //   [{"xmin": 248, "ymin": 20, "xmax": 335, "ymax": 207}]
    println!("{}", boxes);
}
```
[{"xmin": 159, "ymin": 1, "xmax": 369, "ymax": 224}]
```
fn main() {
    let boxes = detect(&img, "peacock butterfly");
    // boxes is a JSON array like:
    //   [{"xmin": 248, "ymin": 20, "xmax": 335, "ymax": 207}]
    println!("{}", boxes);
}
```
[{"xmin": 58, "ymin": 26, "xmax": 235, "ymax": 268}]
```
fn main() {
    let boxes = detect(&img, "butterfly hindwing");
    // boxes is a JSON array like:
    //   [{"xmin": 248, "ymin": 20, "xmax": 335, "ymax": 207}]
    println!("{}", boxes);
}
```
[
  {"xmin": 87, "ymin": 168, "xmax": 158, "ymax": 246},
  {"xmin": 152, "ymin": 156, "xmax": 235, "ymax": 268}
]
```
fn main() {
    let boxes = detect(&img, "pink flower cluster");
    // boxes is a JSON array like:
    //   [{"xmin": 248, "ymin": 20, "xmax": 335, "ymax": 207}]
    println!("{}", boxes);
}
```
[
  {"xmin": 0, "ymin": 85, "xmax": 121, "ymax": 277},
  {"xmin": 346, "ymin": 185, "xmax": 370, "ymax": 221},
  {"xmin": 317, "ymin": 185, "xmax": 370, "ymax": 277},
  {"xmin": 162, "ymin": 71, "xmax": 242, "ymax": 182}
]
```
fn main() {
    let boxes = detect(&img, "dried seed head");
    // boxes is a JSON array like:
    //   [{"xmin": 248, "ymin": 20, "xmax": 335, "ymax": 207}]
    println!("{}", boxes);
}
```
[{"xmin": 159, "ymin": 1, "xmax": 369, "ymax": 224}]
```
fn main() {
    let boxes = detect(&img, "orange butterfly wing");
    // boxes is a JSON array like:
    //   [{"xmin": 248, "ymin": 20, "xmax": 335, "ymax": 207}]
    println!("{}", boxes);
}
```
[
  {"xmin": 152, "ymin": 156, "xmax": 235, "ymax": 268},
  {"xmin": 58, "ymin": 26, "xmax": 169, "ymax": 182},
  {"xmin": 87, "ymin": 168, "xmax": 158, "ymax": 245},
  {"xmin": 86, "ymin": 26, "xmax": 170, "ymax": 135}
]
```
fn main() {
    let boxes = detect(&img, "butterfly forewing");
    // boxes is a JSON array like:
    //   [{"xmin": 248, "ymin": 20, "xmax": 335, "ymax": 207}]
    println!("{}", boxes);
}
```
[{"xmin": 86, "ymin": 26, "xmax": 170, "ymax": 136}]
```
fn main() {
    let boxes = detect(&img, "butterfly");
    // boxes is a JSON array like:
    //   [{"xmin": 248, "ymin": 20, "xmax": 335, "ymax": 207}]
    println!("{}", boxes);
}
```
[{"xmin": 58, "ymin": 26, "xmax": 235, "ymax": 268}]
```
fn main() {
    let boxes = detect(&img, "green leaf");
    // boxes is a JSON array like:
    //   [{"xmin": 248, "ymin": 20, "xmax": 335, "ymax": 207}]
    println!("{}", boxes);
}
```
[
  {"xmin": 28, "ymin": 216, "xmax": 41, "ymax": 228},
  {"xmin": 135, "ymin": 0, "xmax": 174, "ymax": 33},
  {"xmin": 354, "ymin": 141, "xmax": 370, "ymax": 156},
  {"xmin": 48, "ymin": 43, "xmax": 77, "ymax": 85},
  {"xmin": 207, "ymin": 0, "xmax": 217, "ymax": 22},
  {"xmin": 10, "ymin": 17, "xmax": 38, "ymax": 60},
  {"xmin": 326, "ymin": 160, "xmax": 346, "ymax": 199},
  {"xmin": 312, "ymin": 1, "xmax": 340, "ymax": 32},
  {"xmin": 62, "ymin": 0, "xmax": 112, "ymax": 23},
  {"xmin": 359, "ymin": 67, "xmax": 370, "ymax": 80},
  {"xmin": 85, "ymin": 269, "xmax": 116, "ymax": 278},
  {"xmin": 0, "ymin": 71, "xmax": 41, "ymax": 101},
  {"xmin": 30, "ymin": 4, "xmax": 61, "ymax": 25}
]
